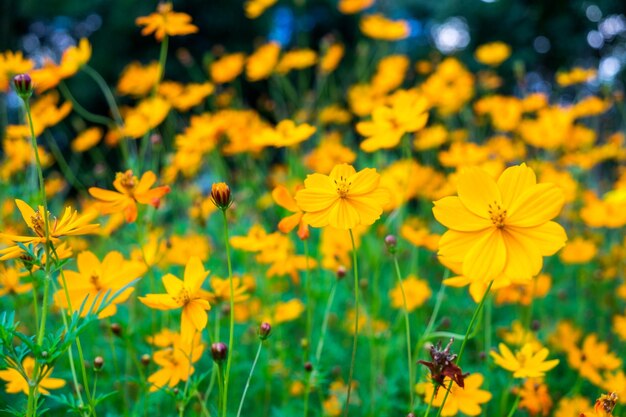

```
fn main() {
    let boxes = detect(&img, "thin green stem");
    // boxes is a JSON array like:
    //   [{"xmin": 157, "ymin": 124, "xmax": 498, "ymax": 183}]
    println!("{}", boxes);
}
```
[
  {"xmin": 304, "ymin": 239, "xmax": 312, "ymax": 356},
  {"xmin": 314, "ymin": 281, "xmax": 337, "ymax": 363},
  {"xmin": 343, "ymin": 229, "xmax": 360, "ymax": 417},
  {"xmin": 236, "ymin": 341, "xmax": 263, "ymax": 417},
  {"xmin": 222, "ymin": 209, "xmax": 235, "ymax": 417},
  {"xmin": 58, "ymin": 81, "xmax": 113, "ymax": 126},
  {"xmin": 392, "ymin": 254, "xmax": 414, "ymax": 411},
  {"xmin": 433, "ymin": 281, "xmax": 494, "ymax": 417},
  {"xmin": 506, "ymin": 389, "xmax": 522, "ymax": 417},
  {"xmin": 422, "ymin": 384, "xmax": 437, "ymax": 417}
]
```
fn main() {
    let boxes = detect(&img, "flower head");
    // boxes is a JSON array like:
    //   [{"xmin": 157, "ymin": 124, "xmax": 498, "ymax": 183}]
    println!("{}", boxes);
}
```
[
  {"xmin": 433, "ymin": 163, "xmax": 567, "ymax": 283},
  {"xmin": 0, "ymin": 357, "xmax": 65, "ymax": 395},
  {"xmin": 490, "ymin": 342, "xmax": 559, "ymax": 378},
  {"xmin": 417, "ymin": 373, "xmax": 492, "ymax": 416},
  {"xmin": 418, "ymin": 339, "xmax": 468, "ymax": 394},
  {"xmin": 295, "ymin": 163, "xmax": 390, "ymax": 230},
  {"xmin": 135, "ymin": 2, "xmax": 198, "ymax": 41},
  {"xmin": 210, "ymin": 182, "xmax": 232, "ymax": 210}
]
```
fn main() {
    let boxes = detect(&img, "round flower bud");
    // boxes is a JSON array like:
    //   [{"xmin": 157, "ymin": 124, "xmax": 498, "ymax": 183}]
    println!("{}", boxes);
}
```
[
  {"xmin": 336, "ymin": 265, "xmax": 347, "ymax": 280},
  {"xmin": 110, "ymin": 323, "xmax": 122, "ymax": 337},
  {"xmin": 259, "ymin": 322, "xmax": 272, "ymax": 341},
  {"xmin": 13, "ymin": 74, "xmax": 33, "ymax": 99},
  {"xmin": 141, "ymin": 354, "xmax": 151, "ymax": 366},
  {"xmin": 211, "ymin": 342, "xmax": 228, "ymax": 364},
  {"xmin": 304, "ymin": 362, "xmax": 313, "ymax": 373},
  {"xmin": 211, "ymin": 182, "xmax": 232, "ymax": 210},
  {"xmin": 384, "ymin": 234, "xmax": 397, "ymax": 254},
  {"xmin": 93, "ymin": 356, "xmax": 104, "ymax": 370}
]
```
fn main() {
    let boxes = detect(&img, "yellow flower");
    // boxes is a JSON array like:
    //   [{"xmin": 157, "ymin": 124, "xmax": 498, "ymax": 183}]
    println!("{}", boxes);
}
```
[
  {"xmin": 338, "ymin": 0, "xmax": 374, "ymax": 14},
  {"xmin": 58, "ymin": 38, "xmax": 92, "ymax": 78},
  {"xmin": 119, "ymin": 96, "xmax": 171, "ymax": 139},
  {"xmin": 136, "ymin": 2, "xmax": 198, "ymax": 41},
  {"xmin": 118, "ymin": 61, "xmax": 161, "ymax": 97},
  {"xmin": 295, "ymin": 163, "xmax": 390, "ymax": 230},
  {"xmin": 433, "ymin": 164, "xmax": 567, "ymax": 283},
  {"xmin": 158, "ymin": 81, "xmax": 214, "ymax": 111},
  {"xmin": 0, "ymin": 50, "xmax": 34, "ymax": 92},
  {"xmin": 210, "ymin": 52, "xmax": 246, "ymax": 84},
  {"xmin": 490, "ymin": 343, "xmax": 559, "ymax": 378},
  {"xmin": 71, "ymin": 127, "xmax": 103, "ymax": 153},
  {"xmin": 0, "ymin": 357, "xmax": 65, "ymax": 395},
  {"xmin": 417, "ymin": 374, "xmax": 492, "ymax": 416},
  {"xmin": 272, "ymin": 185, "xmax": 308, "ymax": 238},
  {"xmin": 244, "ymin": 0, "xmax": 277, "ymax": 19},
  {"xmin": 567, "ymin": 334, "xmax": 622, "ymax": 386},
  {"xmin": 0, "ymin": 265, "xmax": 32, "ymax": 296},
  {"xmin": 272, "ymin": 299, "xmax": 305, "ymax": 324},
  {"xmin": 139, "ymin": 256, "xmax": 211, "ymax": 340},
  {"xmin": 515, "ymin": 378, "xmax": 553, "ymax": 417},
  {"xmin": 356, "ymin": 89, "xmax": 429, "ymax": 152},
  {"xmin": 389, "ymin": 275, "xmax": 431, "ymax": 311},
  {"xmin": 304, "ymin": 132, "xmax": 356, "ymax": 174},
  {"xmin": 253, "ymin": 120, "xmax": 316, "ymax": 148},
  {"xmin": 147, "ymin": 332, "xmax": 204, "ymax": 392},
  {"xmin": 555, "ymin": 396, "xmax": 593, "ymax": 417},
  {"xmin": 0, "ymin": 199, "xmax": 99, "ymax": 260},
  {"xmin": 371, "ymin": 54, "xmax": 410, "ymax": 94},
  {"xmin": 421, "ymin": 58, "xmax": 474, "ymax": 115},
  {"xmin": 54, "ymin": 250, "xmax": 145, "ymax": 318},
  {"xmin": 556, "ymin": 67, "xmax": 597, "ymax": 87},
  {"xmin": 275, "ymin": 49, "xmax": 318, "ymax": 74},
  {"xmin": 360, "ymin": 14, "xmax": 410, "ymax": 41},
  {"xmin": 89, "ymin": 170, "xmax": 171, "ymax": 223},
  {"xmin": 319, "ymin": 43, "xmax": 345, "ymax": 74},
  {"xmin": 559, "ymin": 237, "xmax": 597, "ymax": 264},
  {"xmin": 246, "ymin": 42, "xmax": 281, "ymax": 81},
  {"xmin": 474, "ymin": 41, "xmax": 512, "ymax": 66},
  {"xmin": 205, "ymin": 276, "xmax": 250, "ymax": 304}
]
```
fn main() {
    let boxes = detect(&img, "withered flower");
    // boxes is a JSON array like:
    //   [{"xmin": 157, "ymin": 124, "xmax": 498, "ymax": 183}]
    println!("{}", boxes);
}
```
[{"xmin": 417, "ymin": 338, "xmax": 468, "ymax": 394}]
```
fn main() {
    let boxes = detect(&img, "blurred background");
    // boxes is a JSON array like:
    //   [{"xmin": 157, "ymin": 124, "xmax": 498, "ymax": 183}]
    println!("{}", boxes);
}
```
[{"xmin": 2, "ymin": 0, "xmax": 625, "ymax": 89}]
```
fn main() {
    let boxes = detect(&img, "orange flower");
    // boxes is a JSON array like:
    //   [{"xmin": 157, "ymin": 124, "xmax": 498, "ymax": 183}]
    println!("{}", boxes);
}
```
[
  {"xmin": 272, "ymin": 185, "xmax": 308, "ymax": 239},
  {"xmin": 89, "ymin": 170, "xmax": 171, "ymax": 223},
  {"xmin": 136, "ymin": 2, "xmax": 198, "ymax": 41},
  {"xmin": 360, "ymin": 14, "xmax": 410, "ymax": 41},
  {"xmin": 139, "ymin": 256, "xmax": 211, "ymax": 341}
]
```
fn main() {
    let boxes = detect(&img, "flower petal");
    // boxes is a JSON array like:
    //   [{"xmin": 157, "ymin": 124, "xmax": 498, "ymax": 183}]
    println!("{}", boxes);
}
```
[
  {"xmin": 507, "ymin": 221, "xmax": 567, "ymax": 256},
  {"xmin": 347, "ymin": 168, "xmax": 380, "ymax": 195},
  {"xmin": 184, "ymin": 256, "xmax": 208, "ymax": 295},
  {"xmin": 433, "ymin": 196, "xmax": 491, "ymax": 232},
  {"xmin": 457, "ymin": 168, "xmax": 502, "ymax": 218},
  {"xmin": 272, "ymin": 185, "xmax": 299, "ymax": 212},
  {"xmin": 295, "ymin": 188, "xmax": 338, "ymax": 212},
  {"xmin": 462, "ymin": 228, "xmax": 506, "ymax": 281},
  {"xmin": 328, "ymin": 199, "xmax": 360, "ymax": 229},
  {"xmin": 506, "ymin": 183, "xmax": 564, "ymax": 227},
  {"xmin": 497, "ymin": 163, "xmax": 536, "ymax": 209}
]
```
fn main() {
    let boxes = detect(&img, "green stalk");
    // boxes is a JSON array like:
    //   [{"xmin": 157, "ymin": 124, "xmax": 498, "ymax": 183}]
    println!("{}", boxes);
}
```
[
  {"xmin": 221, "ymin": 210, "xmax": 235, "ymax": 417},
  {"xmin": 422, "ymin": 384, "xmax": 437, "ymax": 417},
  {"xmin": 433, "ymin": 281, "xmax": 494, "ymax": 417},
  {"xmin": 392, "ymin": 254, "xmax": 414, "ymax": 411},
  {"xmin": 236, "ymin": 341, "xmax": 263, "ymax": 417},
  {"xmin": 343, "ymin": 229, "xmax": 360, "ymax": 417},
  {"xmin": 506, "ymin": 388, "xmax": 522, "ymax": 417}
]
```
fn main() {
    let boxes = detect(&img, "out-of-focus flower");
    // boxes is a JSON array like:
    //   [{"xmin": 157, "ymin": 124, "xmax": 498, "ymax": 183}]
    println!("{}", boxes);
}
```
[
  {"xmin": 0, "ymin": 265, "xmax": 32, "ymax": 296},
  {"xmin": 244, "ymin": 0, "xmax": 277, "ymax": 19},
  {"xmin": 272, "ymin": 185, "xmax": 308, "ymax": 239},
  {"xmin": 490, "ymin": 343, "xmax": 559, "ymax": 378},
  {"xmin": 416, "ymin": 373, "xmax": 491, "ymax": 416},
  {"xmin": 515, "ymin": 378, "xmax": 553, "ymax": 417},
  {"xmin": 147, "ymin": 332, "xmax": 204, "ymax": 392},
  {"xmin": 421, "ymin": 58, "xmax": 474, "ymax": 115},
  {"xmin": 71, "ymin": 127, "xmax": 103, "ymax": 153},
  {"xmin": 0, "ymin": 51, "xmax": 34, "ymax": 92},
  {"xmin": 136, "ymin": 2, "xmax": 198, "ymax": 41},
  {"xmin": 389, "ymin": 275, "xmax": 431, "ymax": 311},
  {"xmin": 320, "ymin": 43, "xmax": 345, "ymax": 74},
  {"xmin": 118, "ymin": 61, "xmax": 161, "ymax": 97},
  {"xmin": 304, "ymin": 133, "xmax": 356, "ymax": 174},
  {"xmin": 556, "ymin": 67, "xmax": 597, "ymax": 87},
  {"xmin": 276, "ymin": 49, "xmax": 318, "ymax": 74},
  {"xmin": 360, "ymin": 14, "xmax": 410, "ymax": 41},
  {"xmin": 0, "ymin": 357, "xmax": 65, "ymax": 395},
  {"xmin": 210, "ymin": 52, "xmax": 246, "ymax": 84},
  {"xmin": 338, "ymin": 0, "xmax": 374, "ymax": 14},
  {"xmin": 559, "ymin": 237, "xmax": 597, "ymax": 264},
  {"xmin": 474, "ymin": 41, "xmax": 511, "ymax": 66},
  {"xmin": 246, "ymin": 42, "xmax": 281, "ymax": 81}
]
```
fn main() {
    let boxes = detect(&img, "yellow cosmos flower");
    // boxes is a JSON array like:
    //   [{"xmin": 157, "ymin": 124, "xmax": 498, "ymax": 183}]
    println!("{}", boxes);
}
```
[
  {"xmin": 272, "ymin": 299, "xmax": 305, "ymax": 324},
  {"xmin": 135, "ymin": 2, "xmax": 198, "ymax": 42},
  {"xmin": 295, "ymin": 163, "xmax": 390, "ymax": 230},
  {"xmin": 490, "ymin": 343, "xmax": 559, "ymax": 378},
  {"xmin": 556, "ymin": 67, "xmax": 597, "ymax": 87},
  {"xmin": 147, "ymin": 332, "xmax": 204, "ymax": 392},
  {"xmin": 0, "ymin": 50, "xmax": 34, "ymax": 92},
  {"xmin": 139, "ymin": 256, "xmax": 211, "ymax": 340},
  {"xmin": 244, "ymin": 0, "xmax": 277, "ymax": 19},
  {"xmin": 433, "ymin": 163, "xmax": 567, "ymax": 283},
  {"xmin": 210, "ymin": 52, "xmax": 246, "ymax": 84},
  {"xmin": 417, "ymin": 374, "xmax": 492, "ymax": 416},
  {"xmin": 205, "ymin": 276, "xmax": 250, "ymax": 304},
  {"xmin": 356, "ymin": 89, "xmax": 429, "ymax": 152},
  {"xmin": 388, "ymin": 274, "xmax": 431, "ymax": 311},
  {"xmin": 71, "ymin": 127, "xmax": 103, "ymax": 153},
  {"xmin": 246, "ymin": 42, "xmax": 281, "ymax": 81},
  {"xmin": 0, "ymin": 357, "xmax": 65, "ymax": 395},
  {"xmin": 158, "ymin": 81, "xmax": 214, "ymax": 111},
  {"xmin": 118, "ymin": 61, "xmax": 161, "ymax": 97},
  {"xmin": 54, "ymin": 250, "xmax": 146, "ymax": 318},
  {"xmin": 474, "ymin": 41, "xmax": 512, "ymax": 66},
  {"xmin": 88, "ymin": 170, "xmax": 171, "ymax": 223},
  {"xmin": 0, "ymin": 199, "xmax": 99, "ymax": 260},
  {"xmin": 360, "ymin": 14, "xmax": 410, "ymax": 41},
  {"xmin": 559, "ymin": 237, "xmax": 597, "ymax": 264}
]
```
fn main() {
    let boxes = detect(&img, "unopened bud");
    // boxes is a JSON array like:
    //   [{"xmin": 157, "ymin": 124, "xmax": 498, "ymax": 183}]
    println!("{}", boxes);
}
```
[
  {"xmin": 93, "ymin": 356, "xmax": 104, "ymax": 370},
  {"xmin": 211, "ymin": 342, "xmax": 228, "ymax": 364},
  {"xmin": 259, "ymin": 322, "xmax": 272, "ymax": 341},
  {"xmin": 211, "ymin": 182, "xmax": 232, "ymax": 210},
  {"xmin": 13, "ymin": 74, "xmax": 33, "ymax": 99},
  {"xmin": 110, "ymin": 323, "xmax": 122, "ymax": 337},
  {"xmin": 304, "ymin": 362, "xmax": 313, "ymax": 373},
  {"xmin": 384, "ymin": 234, "xmax": 397, "ymax": 254},
  {"xmin": 336, "ymin": 266, "xmax": 347, "ymax": 280},
  {"xmin": 141, "ymin": 354, "xmax": 151, "ymax": 366}
]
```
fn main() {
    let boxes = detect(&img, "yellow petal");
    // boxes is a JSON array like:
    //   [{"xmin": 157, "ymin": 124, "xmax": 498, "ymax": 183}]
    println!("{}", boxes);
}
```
[
  {"xmin": 295, "ymin": 188, "xmax": 338, "ymax": 212},
  {"xmin": 462, "ymin": 228, "xmax": 506, "ymax": 281},
  {"xmin": 184, "ymin": 256, "xmax": 208, "ymax": 294},
  {"xmin": 433, "ymin": 196, "xmax": 491, "ymax": 232},
  {"xmin": 139, "ymin": 293, "xmax": 179, "ymax": 310},
  {"xmin": 278, "ymin": 213, "xmax": 301, "ymax": 233},
  {"xmin": 347, "ymin": 194, "xmax": 386, "ymax": 226},
  {"xmin": 302, "ymin": 208, "xmax": 333, "ymax": 228},
  {"xmin": 329, "ymin": 164, "xmax": 356, "ymax": 182},
  {"xmin": 496, "ymin": 163, "xmax": 536, "ymax": 209},
  {"xmin": 506, "ymin": 183, "xmax": 564, "ymax": 227},
  {"xmin": 438, "ymin": 229, "xmax": 489, "ymax": 263},
  {"xmin": 507, "ymin": 221, "xmax": 567, "ymax": 256},
  {"xmin": 348, "ymin": 168, "xmax": 380, "ymax": 195},
  {"xmin": 501, "ymin": 229, "xmax": 542, "ymax": 280},
  {"xmin": 272, "ymin": 185, "xmax": 299, "ymax": 212},
  {"xmin": 162, "ymin": 273, "xmax": 184, "ymax": 296},
  {"xmin": 15, "ymin": 199, "xmax": 36, "ymax": 230},
  {"xmin": 328, "ymin": 199, "xmax": 360, "ymax": 229},
  {"xmin": 457, "ymin": 168, "xmax": 502, "ymax": 218},
  {"xmin": 76, "ymin": 250, "xmax": 100, "ymax": 275}
]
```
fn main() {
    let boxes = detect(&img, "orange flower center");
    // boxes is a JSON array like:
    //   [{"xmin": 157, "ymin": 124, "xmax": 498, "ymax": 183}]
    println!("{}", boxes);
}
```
[
  {"xmin": 117, "ymin": 170, "xmax": 138, "ymax": 194},
  {"xmin": 30, "ymin": 210, "xmax": 54, "ymax": 237},
  {"xmin": 488, "ymin": 201, "xmax": 507, "ymax": 228},
  {"xmin": 334, "ymin": 176, "xmax": 351, "ymax": 198},
  {"xmin": 90, "ymin": 273, "xmax": 102, "ymax": 291},
  {"xmin": 173, "ymin": 288, "xmax": 191, "ymax": 305}
]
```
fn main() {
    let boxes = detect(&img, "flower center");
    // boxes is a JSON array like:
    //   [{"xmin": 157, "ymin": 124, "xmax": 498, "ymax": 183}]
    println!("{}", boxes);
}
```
[
  {"xmin": 30, "ymin": 210, "xmax": 54, "ymax": 237},
  {"xmin": 488, "ymin": 201, "xmax": 507, "ymax": 228},
  {"xmin": 173, "ymin": 288, "xmax": 191, "ymax": 306},
  {"xmin": 90, "ymin": 273, "xmax": 102, "ymax": 291},
  {"xmin": 116, "ymin": 170, "xmax": 138, "ymax": 194},
  {"xmin": 334, "ymin": 176, "xmax": 351, "ymax": 198}
]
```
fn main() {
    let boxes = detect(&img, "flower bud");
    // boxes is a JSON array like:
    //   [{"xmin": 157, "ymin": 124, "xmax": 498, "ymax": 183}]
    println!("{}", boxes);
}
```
[
  {"xmin": 304, "ymin": 362, "xmax": 313, "ymax": 373},
  {"xmin": 13, "ymin": 74, "xmax": 33, "ymax": 99},
  {"xmin": 110, "ymin": 323, "xmax": 122, "ymax": 337},
  {"xmin": 407, "ymin": 413, "xmax": 416, "ymax": 417},
  {"xmin": 211, "ymin": 342, "xmax": 228, "ymax": 364},
  {"xmin": 336, "ymin": 265, "xmax": 347, "ymax": 280},
  {"xmin": 93, "ymin": 356, "xmax": 104, "ymax": 370},
  {"xmin": 384, "ymin": 234, "xmax": 397, "ymax": 254},
  {"xmin": 259, "ymin": 322, "xmax": 272, "ymax": 341},
  {"xmin": 141, "ymin": 354, "xmax": 151, "ymax": 366},
  {"xmin": 211, "ymin": 182, "xmax": 232, "ymax": 210}
]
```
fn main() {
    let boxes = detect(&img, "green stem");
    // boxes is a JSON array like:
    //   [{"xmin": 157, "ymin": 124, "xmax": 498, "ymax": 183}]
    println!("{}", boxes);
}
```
[
  {"xmin": 222, "ymin": 209, "xmax": 235, "ymax": 417},
  {"xmin": 58, "ymin": 81, "xmax": 113, "ymax": 126},
  {"xmin": 506, "ymin": 389, "xmax": 522, "ymax": 417},
  {"xmin": 236, "ymin": 341, "xmax": 263, "ymax": 417},
  {"xmin": 343, "ymin": 229, "xmax": 360, "ymax": 417},
  {"xmin": 392, "ymin": 254, "xmax": 414, "ymax": 411},
  {"xmin": 433, "ymin": 281, "xmax": 494, "ymax": 417},
  {"xmin": 314, "ymin": 281, "xmax": 337, "ymax": 363},
  {"xmin": 422, "ymin": 384, "xmax": 437, "ymax": 417},
  {"xmin": 304, "ymin": 239, "xmax": 312, "ymax": 357}
]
